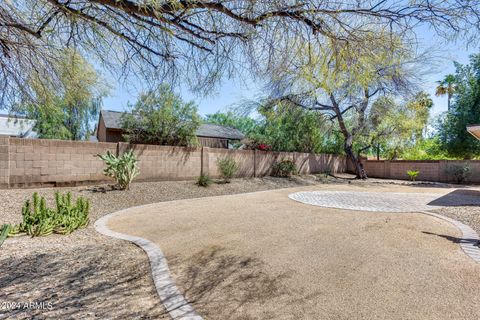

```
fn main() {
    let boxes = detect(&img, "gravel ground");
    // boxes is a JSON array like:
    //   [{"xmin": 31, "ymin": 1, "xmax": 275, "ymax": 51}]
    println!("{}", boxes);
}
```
[
  {"xmin": 0, "ymin": 177, "xmax": 316, "ymax": 319},
  {"xmin": 433, "ymin": 206, "xmax": 480, "ymax": 236},
  {"xmin": 109, "ymin": 186, "xmax": 480, "ymax": 320},
  {"xmin": 1, "ymin": 176, "xmax": 479, "ymax": 319}
]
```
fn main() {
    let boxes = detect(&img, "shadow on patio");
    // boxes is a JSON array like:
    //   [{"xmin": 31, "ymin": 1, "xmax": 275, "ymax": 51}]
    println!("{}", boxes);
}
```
[{"xmin": 427, "ymin": 189, "xmax": 480, "ymax": 207}]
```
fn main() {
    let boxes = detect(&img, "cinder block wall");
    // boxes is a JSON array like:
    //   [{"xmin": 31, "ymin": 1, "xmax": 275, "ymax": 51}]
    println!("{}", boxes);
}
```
[
  {"xmin": 7, "ymin": 138, "xmax": 117, "ymax": 187},
  {"xmin": 122, "ymin": 143, "xmax": 203, "ymax": 181},
  {"xmin": 363, "ymin": 159, "xmax": 480, "ymax": 183},
  {"xmin": 0, "ymin": 137, "xmax": 347, "ymax": 188},
  {"xmin": 206, "ymin": 148, "xmax": 255, "ymax": 178}
]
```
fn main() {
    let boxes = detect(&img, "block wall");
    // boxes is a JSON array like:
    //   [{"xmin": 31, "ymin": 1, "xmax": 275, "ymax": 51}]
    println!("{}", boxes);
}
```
[{"xmin": 0, "ymin": 137, "xmax": 347, "ymax": 188}]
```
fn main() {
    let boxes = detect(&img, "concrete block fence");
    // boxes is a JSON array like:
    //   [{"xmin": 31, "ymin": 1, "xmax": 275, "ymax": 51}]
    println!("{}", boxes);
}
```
[
  {"xmin": 0, "ymin": 137, "xmax": 347, "ymax": 188},
  {"xmin": 362, "ymin": 159, "xmax": 480, "ymax": 183}
]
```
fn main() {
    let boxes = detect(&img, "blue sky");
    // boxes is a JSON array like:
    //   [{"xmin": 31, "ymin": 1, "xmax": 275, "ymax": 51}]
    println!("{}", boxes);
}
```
[{"xmin": 103, "ymin": 27, "xmax": 478, "ymax": 118}]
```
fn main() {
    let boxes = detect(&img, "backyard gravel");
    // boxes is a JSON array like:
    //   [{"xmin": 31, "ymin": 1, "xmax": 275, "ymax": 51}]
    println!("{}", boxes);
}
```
[
  {"xmin": 1, "ymin": 176, "xmax": 480, "ymax": 319},
  {"xmin": 0, "ymin": 177, "xmax": 315, "ymax": 319},
  {"xmin": 109, "ymin": 185, "xmax": 480, "ymax": 320},
  {"xmin": 433, "ymin": 206, "xmax": 480, "ymax": 236}
]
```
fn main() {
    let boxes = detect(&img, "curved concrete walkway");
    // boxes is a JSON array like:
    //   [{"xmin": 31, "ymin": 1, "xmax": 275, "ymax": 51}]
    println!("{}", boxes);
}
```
[{"xmin": 100, "ymin": 185, "xmax": 480, "ymax": 320}]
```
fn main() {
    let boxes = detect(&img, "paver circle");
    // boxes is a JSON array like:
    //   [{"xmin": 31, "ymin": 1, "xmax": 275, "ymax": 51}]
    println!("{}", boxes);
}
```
[{"xmin": 288, "ymin": 190, "xmax": 478, "ymax": 212}]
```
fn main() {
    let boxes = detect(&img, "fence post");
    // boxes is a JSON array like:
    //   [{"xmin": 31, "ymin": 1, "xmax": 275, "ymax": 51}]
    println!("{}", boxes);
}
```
[
  {"xmin": 0, "ymin": 137, "xmax": 10, "ymax": 188},
  {"xmin": 438, "ymin": 160, "xmax": 447, "ymax": 182},
  {"xmin": 384, "ymin": 160, "xmax": 391, "ymax": 179},
  {"xmin": 117, "ymin": 142, "xmax": 128, "ymax": 156},
  {"xmin": 253, "ymin": 149, "xmax": 257, "ymax": 177},
  {"xmin": 201, "ymin": 147, "xmax": 210, "ymax": 176}
]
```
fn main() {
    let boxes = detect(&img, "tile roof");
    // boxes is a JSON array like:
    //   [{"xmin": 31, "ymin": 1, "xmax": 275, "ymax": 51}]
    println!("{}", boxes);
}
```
[{"xmin": 100, "ymin": 110, "xmax": 245, "ymax": 140}]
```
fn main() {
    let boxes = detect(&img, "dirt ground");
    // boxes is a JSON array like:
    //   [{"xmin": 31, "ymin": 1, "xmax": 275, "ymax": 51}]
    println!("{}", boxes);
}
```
[
  {"xmin": 109, "ymin": 184, "xmax": 480, "ymax": 320},
  {"xmin": 0, "ymin": 177, "xmax": 315, "ymax": 319}
]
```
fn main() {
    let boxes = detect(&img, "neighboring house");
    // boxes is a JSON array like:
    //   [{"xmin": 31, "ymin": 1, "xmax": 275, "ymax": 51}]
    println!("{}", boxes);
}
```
[
  {"xmin": 96, "ymin": 110, "xmax": 245, "ymax": 148},
  {"xmin": 0, "ymin": 114, "xmax": 37, "ymax": 138}
]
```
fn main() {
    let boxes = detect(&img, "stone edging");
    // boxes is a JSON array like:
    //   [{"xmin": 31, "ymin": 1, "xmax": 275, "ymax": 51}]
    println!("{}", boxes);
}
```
[
  {"xmin": 94, "ymin": 206, "xmax": 203, "ymax": 320},
  {"xmin": 419, "ymin": 211, "xmax": 480, "ymax": 263}
]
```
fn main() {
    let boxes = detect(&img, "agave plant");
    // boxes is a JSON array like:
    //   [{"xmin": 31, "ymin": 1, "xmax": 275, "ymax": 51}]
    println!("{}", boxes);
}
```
[{"xmin": 98, "ymin": 149, "xmax": 139, "ymax": 190}]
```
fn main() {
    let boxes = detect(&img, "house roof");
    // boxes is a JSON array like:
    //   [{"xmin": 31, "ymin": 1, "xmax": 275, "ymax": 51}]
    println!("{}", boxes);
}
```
[
  {"xmin": 0, "ymin": 114, "xmax": 37, "ymax": 138},
  {"xmin": 467, "ymin": 125, "xmax": 480, "ymax": 140},
  {"xmin": 100, "ymin": 110, "xmax": 245, "ymax": 140}
]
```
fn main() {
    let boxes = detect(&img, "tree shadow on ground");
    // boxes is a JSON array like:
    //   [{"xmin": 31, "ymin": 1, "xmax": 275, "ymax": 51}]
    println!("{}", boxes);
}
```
[
  {"xmin": 422, "ymin": 231, "xmax": 480, "ymax": 247},
  {"xmin": 168, "ymin": 245, "xmax": 321, "ymax": 320},
  {"xmin": 0, "ymin": 243, "xmax": 168, "ymax": 319},
  {"xmin": 427, "ymin": 189, "xmax": 480, "ymax": 207}
]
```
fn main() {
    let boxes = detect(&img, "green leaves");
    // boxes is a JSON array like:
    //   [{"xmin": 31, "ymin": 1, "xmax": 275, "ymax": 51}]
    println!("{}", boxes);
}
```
[
  {"xmin": 196, "ymin": 174, "xmax": 212, "ymax": 187},
  {"xmin": 365, "ymin": 92, "xmax": 433, "ymax": 159},
  {"xmin": 7, "ymin": 192, "xmax": 90, "ymax": 238},
  {"xmin": 406, "ymin": 170, "xmax": 419, "ymax": 181},
  {"xmin": 98, "ymin": 150, "xmax": 139, "ymax": 190},
  {"xmin": 217, "ymin": 157, "xmax": 238, "ymax": 183},
  {"xmin": 437, "ymin": 53, "xmax": 480, "ymax": 159},
  {"xmin": 0, "ymin": 224, "xmax": 10, "ymax": 248},
  {"xmin": 121, "ymin": 84, "xmax": 200, "ymax": 146},
  {"xmin": 271, "ymin": 159, "xmax": 297, "ymax": 177},
  {"xmin": 18, "ymin": 49, "xmax": 107, "ymax": 140}
]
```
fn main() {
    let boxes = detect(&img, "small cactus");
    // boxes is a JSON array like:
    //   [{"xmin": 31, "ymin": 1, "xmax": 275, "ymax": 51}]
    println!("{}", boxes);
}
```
[
  {"xmin": 9, "ymin": 192, "xmax": 90, "ymax": 238},
  {"xmin": 0, "ymin": 224, "xmax": 10, "ymax": 248}
]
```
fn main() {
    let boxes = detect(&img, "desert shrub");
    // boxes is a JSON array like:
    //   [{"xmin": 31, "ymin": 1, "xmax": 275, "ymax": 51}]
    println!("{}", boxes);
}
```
[
  {"xmin": 445, "ymin": 163, "xmax": 471, "ymax": 184},
  {"xmin": 217, "ymin": 157, "xmax": 238, "ymax": 183},
  {"xmin": 406, "ymin": 170, "xmax": 419, "ymax": 181},
  {"xmin": 121, "ymin": 84, "xmax": 200, "ymax": 146},
  {"xmin": 272, "ymin": 159, "xmax": 297, "ymax": 177},
  {"xmin": 196, "ymin": 174, "xmax": 212, "ymax": 187},
  {"xmin": 98, "ymin": 149, "xmax": 139, "ymax": 190},
  {"xmin": 0, "ymin": 224, "xmax": 10, "ymax": 247},
  {"xmin": 8, "ymin": 192, "xmax": 90, "ymax": 237}
]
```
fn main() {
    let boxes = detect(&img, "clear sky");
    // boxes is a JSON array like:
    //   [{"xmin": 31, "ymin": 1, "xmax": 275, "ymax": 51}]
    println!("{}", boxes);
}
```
[{"xmin": 103, "ymin": 26, "xmax": 478, "ymax": 118}]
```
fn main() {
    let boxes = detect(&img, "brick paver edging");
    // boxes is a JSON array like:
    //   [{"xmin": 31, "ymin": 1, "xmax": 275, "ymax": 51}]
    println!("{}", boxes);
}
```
[
  {"xmin": 94, "ymin": 206, "xmax": 203, "ymax": 320},
  {"xmin": 289, "ymin": 191, "xmax": 480, "ymax": 263},
  {"xmin": 419, "ymin": 211, "xmax": 480, "ymax": 263}
]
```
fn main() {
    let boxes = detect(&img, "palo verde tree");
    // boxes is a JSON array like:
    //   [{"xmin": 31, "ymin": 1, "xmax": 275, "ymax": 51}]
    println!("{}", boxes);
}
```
[
  {"xmin": 1, "ymin": 1, "xmax": 480, "ymax": 107},
  {"xmin": 366, "ymin": 92, "xmax": 432, "ymax": 160},
  {"xmin": 264, "ymin": 33, "xmax": 417, "ymax": 178},
  {"xmin": 17, "ymin": 49, "xmax": 107, "ymax": 140}
]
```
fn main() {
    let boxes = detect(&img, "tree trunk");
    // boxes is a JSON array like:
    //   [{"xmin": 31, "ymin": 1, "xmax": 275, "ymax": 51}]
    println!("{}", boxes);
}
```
[
  {"xmin": 345, "ymin": 136, "xmax": 367, "ymax": 179},
  {"xmin": 329, "ymin": 93, "xmax": 368, "ymax": 179}
]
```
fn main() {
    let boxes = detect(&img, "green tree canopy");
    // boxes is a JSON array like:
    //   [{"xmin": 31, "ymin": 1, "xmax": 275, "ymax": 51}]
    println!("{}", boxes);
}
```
[
  {"xmin": 204, "ymin": 111, "xmax": 260, "ymax": 137},
  {"xmin": 365, "ymin": 92, "xmax": 433, "ymax": 160},
  {"xmin": 206, "ymin": 103, "xmax": 342, "ymax": 154},
  {"xmin": 121, "ymin": 84, "xmax": 201, "ymax": 146},
  {"xmin": 18, "ymin": 49, "xmax": 107, "ymax": 140},
  {"xmin": 437, "ymin": 54, "xmax": 480, "ymax": 159},
  {"xmin": 435, "ymin": 74, "xmax": 457, "ymax": 111},
  {"xmin": 264, "ymin": 33, "xmax": 417, "ymax": 178}
]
